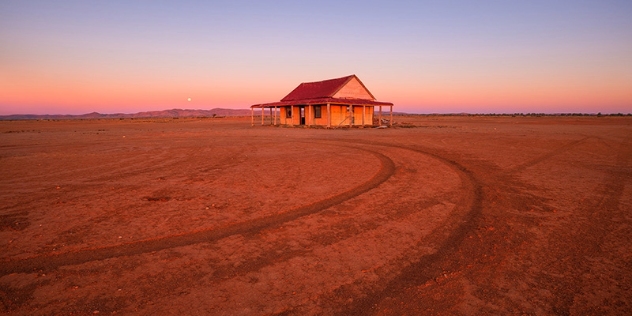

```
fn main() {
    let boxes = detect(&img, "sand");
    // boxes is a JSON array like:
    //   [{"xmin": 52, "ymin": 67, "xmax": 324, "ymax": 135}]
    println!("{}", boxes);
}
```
[{"xmin": 1, "ymin": 115, "xmax": 631, "ymax": 315}]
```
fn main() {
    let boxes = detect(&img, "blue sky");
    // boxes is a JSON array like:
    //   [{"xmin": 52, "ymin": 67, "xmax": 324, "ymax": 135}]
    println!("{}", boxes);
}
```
[{"xmin": 1, "ymin": 0, "xmax": 631, "ymax": 114}]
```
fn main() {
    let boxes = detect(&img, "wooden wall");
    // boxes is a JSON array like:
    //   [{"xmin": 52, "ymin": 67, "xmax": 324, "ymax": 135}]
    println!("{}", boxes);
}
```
[
  {"xmin": 353, "ymin": 106, "xmax": 374, "ymax": 126},
  {"xmin": 331, "ymin": 105, "xmax": 350, "ymax": 126},
  {"xmin": 280, "ymin": 106, "xmax": 297, "ymax": 125},
  {"xmin": 333, "ymin": 77, "xmax": 374, "ymax": 100},
  {"xmin": 278, "ymin": 104, "xmax": 374, "ymax": 127}
]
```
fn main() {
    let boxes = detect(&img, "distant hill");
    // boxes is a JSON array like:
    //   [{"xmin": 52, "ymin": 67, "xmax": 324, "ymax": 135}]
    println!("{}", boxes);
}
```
[{"xmin": 0, "ymin": 108, "xmax": 253, "ymax": 120}]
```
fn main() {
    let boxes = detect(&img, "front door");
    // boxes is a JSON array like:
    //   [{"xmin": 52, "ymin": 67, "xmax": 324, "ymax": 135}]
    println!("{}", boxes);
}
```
[{"xmin": 299, "ymin": 106, "xmax": 305, "ymax": 125}]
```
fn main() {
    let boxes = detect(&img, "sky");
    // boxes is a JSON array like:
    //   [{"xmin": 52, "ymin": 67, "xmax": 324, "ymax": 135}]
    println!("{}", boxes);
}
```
[{"xmin": 1, "ymin": 0, "xmax": 631, "ymax": 115}]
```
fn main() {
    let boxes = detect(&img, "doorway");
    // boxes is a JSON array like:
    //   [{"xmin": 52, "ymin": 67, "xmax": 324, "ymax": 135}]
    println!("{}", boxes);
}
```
[{"xmin": 299, "ymin": 106, "xmax": 305, "ymax": 125}]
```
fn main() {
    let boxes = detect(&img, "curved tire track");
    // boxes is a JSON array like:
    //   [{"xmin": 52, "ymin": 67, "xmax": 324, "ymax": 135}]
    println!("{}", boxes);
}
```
[
  {"xmin": 326, "ymin": 140, "xmax": 484, "ymax": 315},
  {"xmin": 0, "ymin": 146, "xmax": 395, "ymax": 276}
]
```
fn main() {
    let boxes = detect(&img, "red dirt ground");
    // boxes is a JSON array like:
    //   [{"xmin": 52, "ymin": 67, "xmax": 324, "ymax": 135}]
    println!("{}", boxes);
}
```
[{"xmin": 1, "ymin": 116, "xmax": 631, "ymax": 315}]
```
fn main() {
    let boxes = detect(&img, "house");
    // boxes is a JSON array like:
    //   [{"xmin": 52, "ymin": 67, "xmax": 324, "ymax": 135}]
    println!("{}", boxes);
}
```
[{"xmin": 250, "ymin": 75, "xmax": 394, "ymax": 127}]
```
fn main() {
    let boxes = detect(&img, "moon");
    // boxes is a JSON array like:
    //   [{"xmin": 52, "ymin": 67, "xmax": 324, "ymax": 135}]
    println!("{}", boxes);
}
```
[{"xmin": 187, "ymin": 97, "xmax": 191, "ymax": 102}]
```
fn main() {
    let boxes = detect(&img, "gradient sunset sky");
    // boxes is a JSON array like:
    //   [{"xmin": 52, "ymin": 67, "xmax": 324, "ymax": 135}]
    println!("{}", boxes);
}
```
[{"xmin": 1, "ymin": 0, "xmax": 631, "ymax": 115}]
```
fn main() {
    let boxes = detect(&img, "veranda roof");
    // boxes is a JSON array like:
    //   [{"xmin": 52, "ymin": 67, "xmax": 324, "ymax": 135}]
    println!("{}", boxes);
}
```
[{"xmin": 251, "ymin": 98, "xmax": 393, "ymax": 108}]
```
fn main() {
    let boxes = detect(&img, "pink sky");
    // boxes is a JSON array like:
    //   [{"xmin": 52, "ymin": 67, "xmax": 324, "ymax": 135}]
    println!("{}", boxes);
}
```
[{"xmin": 1, "ymin": 1, "xmax": 631, "ymax": 115}]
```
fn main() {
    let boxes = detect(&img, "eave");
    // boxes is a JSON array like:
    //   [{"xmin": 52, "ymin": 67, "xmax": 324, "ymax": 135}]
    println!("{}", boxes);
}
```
[{"xmin": 251, "ymin": 98, "xmax": 393, "ymax": 108}]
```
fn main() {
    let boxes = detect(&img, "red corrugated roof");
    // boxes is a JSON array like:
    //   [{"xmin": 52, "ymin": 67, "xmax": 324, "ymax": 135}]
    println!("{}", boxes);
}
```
[{"xmin": 281, "ymin": 75, "xmax": 356, "ymax": 101}]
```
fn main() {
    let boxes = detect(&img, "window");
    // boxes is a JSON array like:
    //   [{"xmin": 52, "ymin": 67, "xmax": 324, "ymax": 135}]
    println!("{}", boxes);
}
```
[
  {"xmin": 314, "ymin": 105, "xmax": 322, "ymax": 118},
  {"xmin": 286, "ymin": 106, "xmax": 292, "ymax": 118}
]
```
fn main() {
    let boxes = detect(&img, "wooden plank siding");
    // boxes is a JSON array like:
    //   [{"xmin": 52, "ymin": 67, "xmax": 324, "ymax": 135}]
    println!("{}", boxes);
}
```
[
  {"xmin": 354, "ymin": 106, "xmax": 373, "ymax": 126},
  {"xmin": 332, "ymin": 77, "xmax": 375, "ymax": 100},
  {"xmin": 330, "ymin": 105, "xmax": 348, "ymax": 126},
  {"xmin": 311, "ymin": 105, "xmax": 328, "ymax": 126},
  {"xmin": 278, "ymin": 104, "xmax": 375, "ymax": 127}
]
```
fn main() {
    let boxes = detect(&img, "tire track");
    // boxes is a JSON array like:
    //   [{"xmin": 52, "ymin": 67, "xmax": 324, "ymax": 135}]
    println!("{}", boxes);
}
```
[
  {"xmin": 325, "ymin": 140, "xmax": 484, "ymax": 316},
  {"xmin": 0, "ymin": 147, "xmax": 395, "ymax": 276},
  {"xmin": 540, "ymin": 136, "xmax": 631, "ymax": 314},
  {"xmin": 208, "ymin": 198, "xmax": 445, "ymax": 281},
  {"xmin": 507, "ymin": 136, "xmax": 590, "ymax": 174},
  {"xmin": 335, "ymin": 135, "xmax": 628, "ymax": 315}
]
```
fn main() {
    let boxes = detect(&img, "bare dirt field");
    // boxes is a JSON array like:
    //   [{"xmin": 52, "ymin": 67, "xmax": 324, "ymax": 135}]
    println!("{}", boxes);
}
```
[{"xmin": 1, "ymin": 115, "xmax": 631, "ymax": 315}]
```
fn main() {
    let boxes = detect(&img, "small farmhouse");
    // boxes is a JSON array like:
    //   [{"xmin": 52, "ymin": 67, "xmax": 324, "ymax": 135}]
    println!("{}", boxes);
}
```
[{"xmin": 251, "ymin": 75, "xmax": 394, "ymax": 127}]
